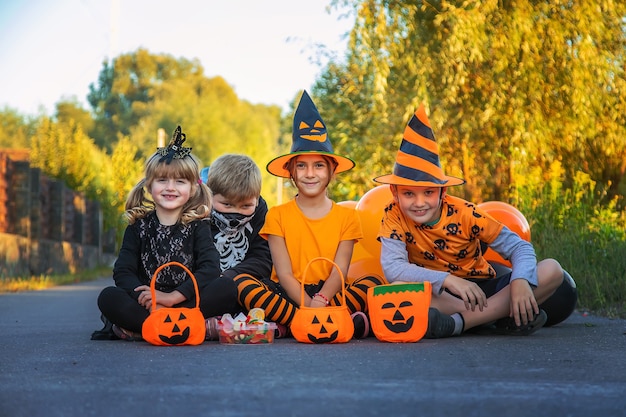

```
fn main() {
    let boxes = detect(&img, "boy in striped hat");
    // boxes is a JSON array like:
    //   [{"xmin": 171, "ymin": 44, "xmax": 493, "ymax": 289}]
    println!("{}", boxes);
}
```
[{"xmin": 374, "ymin": 104, "xmax": 564, "ymax": 337}]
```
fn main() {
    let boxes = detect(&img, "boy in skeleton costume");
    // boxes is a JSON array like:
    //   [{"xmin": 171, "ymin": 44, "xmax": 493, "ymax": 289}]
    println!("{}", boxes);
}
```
[
  {"xmin": 203, "ymin": 154, "xmax": 272, "ymax": 338},
  {"xmin": 205, "ymin": 154, "xmax": 272, "ymax": 281}
]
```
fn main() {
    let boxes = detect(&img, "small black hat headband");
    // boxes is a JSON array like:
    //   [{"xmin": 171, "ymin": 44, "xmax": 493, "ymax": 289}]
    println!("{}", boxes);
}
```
[{"xmin": 157, "ymin": 126, "xmax": 192, "ymax": 164}]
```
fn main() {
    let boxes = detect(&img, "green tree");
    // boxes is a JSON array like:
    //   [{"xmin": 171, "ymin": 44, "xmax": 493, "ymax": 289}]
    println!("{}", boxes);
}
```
[
  {"xmin": 321, "ymin": 0, "xmax": 626, "ymax": 204},
  {"xmin": 0, "ymin": 107, "xmax": 37, "ymax": 149},
  {"xmin": 87, "ymin": 48, "xmax": 207, "ymax": 150},
  {"xmin": 108, "ymin": 136, "xmax": 143, "ymax": 242},
  {"xmin": 30, "ymin": 119, "xmax": 108, "ymax": 201},
  {"xmin": 86, "ymin": 48, "xmax": 284, "ymax": 206},
  {"xmin": 54, "ymin": 98, "xmax": 94, "ymax": 134}
]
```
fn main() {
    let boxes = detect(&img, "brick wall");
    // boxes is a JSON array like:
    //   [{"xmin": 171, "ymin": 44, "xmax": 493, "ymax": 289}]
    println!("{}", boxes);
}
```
[{"xmin": 0, "ymin": 150, "xmax": 116, "ymax": 276}]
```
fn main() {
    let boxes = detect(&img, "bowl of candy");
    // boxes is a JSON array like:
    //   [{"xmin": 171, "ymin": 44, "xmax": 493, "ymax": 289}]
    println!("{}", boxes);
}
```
[{"xmin": 218, "ymin": 308, "xmax": 277, "ymax": 344}]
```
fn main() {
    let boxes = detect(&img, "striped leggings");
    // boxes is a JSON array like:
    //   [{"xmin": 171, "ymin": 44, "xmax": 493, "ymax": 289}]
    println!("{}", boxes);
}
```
[{"xmin": 234, "ymin": 274, "xmax": 385, "ymax": 326}]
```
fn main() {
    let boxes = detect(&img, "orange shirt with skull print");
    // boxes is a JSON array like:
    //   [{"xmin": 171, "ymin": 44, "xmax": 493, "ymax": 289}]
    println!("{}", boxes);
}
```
[{"xmin": 379, "ymin": 194, "xmax": 503, "ymax": 279}]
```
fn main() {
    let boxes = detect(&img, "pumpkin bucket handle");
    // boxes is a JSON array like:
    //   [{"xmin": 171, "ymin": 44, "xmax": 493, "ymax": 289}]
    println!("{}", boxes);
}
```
[
  {"xmin": 150, "ymin": 261, "xmax": 200, "ymax": 311},
  {"xmin": 300, "ymin": 257, "xmax": 347, "ymax": 307}
]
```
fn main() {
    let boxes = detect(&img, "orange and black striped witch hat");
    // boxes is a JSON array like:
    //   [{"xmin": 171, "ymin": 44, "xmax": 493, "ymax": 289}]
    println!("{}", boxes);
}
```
[{"xmin": 374, "ymin": 104, "xmax": 465, "ymax": 187}]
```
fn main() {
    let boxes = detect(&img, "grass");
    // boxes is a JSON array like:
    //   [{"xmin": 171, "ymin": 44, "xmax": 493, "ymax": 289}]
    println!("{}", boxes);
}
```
[
  {"xmin": 531, "ymin": 224, "xmax": 626, "ymax": 319},
  {"xmin": 515, "ymin": 168, "xmax": 626, "ymax": 319},
  {"xmin": 0, "ymin": 265, "xmax": 111, "ymax": 293}
]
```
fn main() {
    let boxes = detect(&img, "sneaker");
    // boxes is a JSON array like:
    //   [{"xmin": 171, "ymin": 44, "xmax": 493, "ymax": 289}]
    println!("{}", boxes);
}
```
[
  {"xmin": 205, "ymin": 316, "xmax": 220, "ymax": 341},
  {"xmin": 425, "ymin": 308, "xmax": 456, "ymax": 339},
  {"xmin": 275, "ymin": 323, "xmax": 289, "ymax": 339},
  {"xmin": 91, "ymin": 314, "xmax": 118, "ymax": 340},
  {"xmin": 351, "ymin": 311, "xmax": 370, "ymax": 339},
  {"xmin": 489, "ymin": 310, "xmax": 548, "ymax": 336}
]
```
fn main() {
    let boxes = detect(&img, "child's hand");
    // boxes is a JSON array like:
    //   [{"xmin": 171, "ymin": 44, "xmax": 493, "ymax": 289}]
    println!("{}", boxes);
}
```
[
  {"xmin": 134, "ymin": 285, "xmax": 152, "ymax": 310},
  {"xmin": 443, "ymin": 275, "xmax": 487, "ymax": 311},
  {"xmin": 153, "ymin": 289, "xmax": 186, "ymax": 308},
  {"xmin": 509, "ymin": 279, "xmax": 539, "ymax": 327},
  {"xmin": 134, "ymin": 287, "xmax": 185, "ymax": 310}
]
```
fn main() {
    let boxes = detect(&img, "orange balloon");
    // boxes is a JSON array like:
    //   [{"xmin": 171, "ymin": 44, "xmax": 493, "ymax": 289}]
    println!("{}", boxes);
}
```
[
  {"xmin": 347, "ymin": 255, "xmax": 387, "ymax": 284},
  {"xmin": 338, "ymin": 199, "xmax": 376, "ymax": 269},
  {"xmin": 354, "ymin": 185, "xmax": 394, "ymax": 259},
  {"xmin": 351, "ymin": 239, "xmax": 372, "ymax": 264},
  {"xmin": 337, "ymin": 200, "xmax": 370, "ymax": 264},
  {"xmin": 477, "ymin": 201, "xmax": 532, "ymax": 267},
  {"xmin": 477, "ymin": 201, "xmax": 531, "ymax": 241},
  {"xmin": 337, "ymin": 200, "xmax": 358, "ymax": 209}
]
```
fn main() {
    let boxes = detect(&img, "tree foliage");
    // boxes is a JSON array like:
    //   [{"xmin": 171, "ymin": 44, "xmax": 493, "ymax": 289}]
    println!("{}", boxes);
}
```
[
  {"xmin": 319, "ymin": 0, "xmax": 626, "ymax": 205},
  {"xmin": 0, "ymin": 107, "xmax": 37, "ymax": 149},
  {"xmin": 30, "ymin": 119, "xmax": 106, "ymax": 199},
  {"xmin": 87, "ymin": 48, "xmax": 207, "ymax": 150},
  {"xmin": 87, "ymin": 48, "xmax": 284, "ymax": 206},
  {"xmin": 54, "ymin": 99, "xmax": 94, "ymax": 134},
  {"xmin": 1, "ymin": 47, "xmax": 286, "ymax": 250}
]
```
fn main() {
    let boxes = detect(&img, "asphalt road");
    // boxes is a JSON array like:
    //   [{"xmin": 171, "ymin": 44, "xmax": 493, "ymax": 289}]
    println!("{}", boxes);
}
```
[{"xmin": 1, "ymin": 277, "xmax": 625, "ymax": 417}]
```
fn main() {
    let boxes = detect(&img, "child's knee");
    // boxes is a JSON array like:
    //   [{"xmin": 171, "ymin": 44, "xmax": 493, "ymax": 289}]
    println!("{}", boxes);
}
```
[
  {"xmin": 233, "ymin": 273, "xmax": 260, "ymax": 287},
  {"xmin": 538, "ymin": 258, "xmax": 564, "ymax": 287},
  {"xmin": 353, "ymin": 274, "xmax": 386, "ymax": 287}
]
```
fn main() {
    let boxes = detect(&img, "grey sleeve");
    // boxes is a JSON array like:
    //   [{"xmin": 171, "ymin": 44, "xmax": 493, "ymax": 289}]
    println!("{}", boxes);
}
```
[
  {"xmin": 487, "ymin": 226, "xmax": 538, "ymax": 287},
  {"xmin": 380, "ymin": 237, "xmax": 449, "ymax": 294}
]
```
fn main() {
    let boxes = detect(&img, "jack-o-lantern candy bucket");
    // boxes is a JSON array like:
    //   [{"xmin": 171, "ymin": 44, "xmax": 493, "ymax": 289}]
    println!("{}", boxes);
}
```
[
  {"xmin": 290, "ymin": 257, "xmax": 355, "ymax": 344},
  {"xmin": 367, "ymin": 282, "xmax": 432, "ymax": 343},
  {"xmin": 142, "ymin": 262, "xmax": 206, "ymax": 346}
]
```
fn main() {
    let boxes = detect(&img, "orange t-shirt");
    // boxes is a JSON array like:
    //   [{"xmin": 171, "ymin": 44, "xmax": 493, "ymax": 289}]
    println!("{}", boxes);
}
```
[
  {"xmin": 379, "ymin": 195, "xmax": 503, "ymax": 279},
  {"xmin": 261, "ymin": 199, "xmax": 362, "ymax": 284}
]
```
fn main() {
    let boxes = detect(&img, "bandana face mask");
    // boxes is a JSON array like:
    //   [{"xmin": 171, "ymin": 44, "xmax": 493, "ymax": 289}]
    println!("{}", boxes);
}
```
[{"xmin": 211, "ymin": 210, "xmax": 254, "ymax": 235}]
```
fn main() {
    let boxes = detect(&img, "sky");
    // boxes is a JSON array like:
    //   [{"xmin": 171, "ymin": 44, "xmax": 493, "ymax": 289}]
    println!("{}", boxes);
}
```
[{"xmin": 0, "ymin": 0, "xmax": 355, "ymax": 116}]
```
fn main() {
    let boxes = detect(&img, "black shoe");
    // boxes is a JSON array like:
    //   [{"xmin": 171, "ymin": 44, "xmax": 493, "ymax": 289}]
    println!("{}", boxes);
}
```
[
  {"xmin": 425, "ymin": 308, "xmax": 456, "ymax": 339},
  {"xmin": 477, "ymin": 310, "xmax": 548, "ymax": 336},
  {"xmin": 351, "ymin": 311, "xmax": 370, "ymax": 339},
  {"xmin": 90, "ymin": 314, "xmax": 119, "ymax": 340}
]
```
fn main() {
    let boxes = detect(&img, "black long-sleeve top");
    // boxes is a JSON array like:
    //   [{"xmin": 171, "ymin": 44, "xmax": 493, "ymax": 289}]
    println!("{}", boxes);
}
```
[{"xmin": 113, "ymin": 212, "xmax": 221, "ymax": 302}]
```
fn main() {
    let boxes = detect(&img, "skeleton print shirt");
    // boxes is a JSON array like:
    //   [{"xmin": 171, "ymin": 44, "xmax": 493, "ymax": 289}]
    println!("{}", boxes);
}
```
[{"xmin": 209, "ymin": 196, "xmax": 272, "ymax": 281}]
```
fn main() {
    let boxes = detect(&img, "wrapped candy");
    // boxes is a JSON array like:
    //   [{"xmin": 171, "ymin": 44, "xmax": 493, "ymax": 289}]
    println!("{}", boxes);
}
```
[{"xmin": 218, "ymin": 308, "xmax": 277, "ymax": 344}]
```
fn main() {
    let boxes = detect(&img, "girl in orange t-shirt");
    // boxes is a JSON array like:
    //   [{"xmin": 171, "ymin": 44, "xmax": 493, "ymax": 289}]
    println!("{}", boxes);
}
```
[{"xmin": 233, "ymin": 91, "xmax": 384, "ymax": 339}]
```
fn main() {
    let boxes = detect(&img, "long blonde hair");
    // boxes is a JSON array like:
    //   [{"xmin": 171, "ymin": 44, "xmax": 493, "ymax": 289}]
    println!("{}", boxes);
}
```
[{"xmin": 124, "ymin": 151, "xmax": 212, "ymax": 225}]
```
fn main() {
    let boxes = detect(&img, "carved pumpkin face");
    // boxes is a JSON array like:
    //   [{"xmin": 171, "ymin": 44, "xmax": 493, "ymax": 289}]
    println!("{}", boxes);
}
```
[
  {"xmin": 381, "ymin": 300, "xmax": 415, "ymax": 333},
  {"xmin": 290, "ymin": 305, "xmax": 354, "ymax": 344},
  {"xmin": 298, "ymin": 118, "xmax": 327, "ymax": 143},
  {"xmin": 141, "ymin": 262, "xmax": 207, "ymax": 346},
  {"xmin": 307, "ymin": 313, "xmax": 340, "ymax": 343},
  {"xmin": 367, "ymin": 282, "xmax": 432, "ymax": 343},
  {"xmin": 158, "ymin": 311, "xmax": 191, "ymax": 345}
]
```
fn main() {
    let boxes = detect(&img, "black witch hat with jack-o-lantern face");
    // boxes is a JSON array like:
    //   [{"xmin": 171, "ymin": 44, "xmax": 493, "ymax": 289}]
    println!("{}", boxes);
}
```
[{"xmin": 266, "ymin": 90, "xmax": 355, "ymax": 178}]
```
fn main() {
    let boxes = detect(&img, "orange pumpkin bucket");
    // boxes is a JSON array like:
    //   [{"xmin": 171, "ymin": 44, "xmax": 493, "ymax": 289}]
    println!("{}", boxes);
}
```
[
  {"xmin": 290, "ymin": 257, "xmax": 355, "ymax": 344},
  {"xmin": 367, "ymin": 282, "xmax": 432, "ymax": 343},
  {"xmin": 141, "ymin": 262, "xmax": 206, "ymax": 346}
]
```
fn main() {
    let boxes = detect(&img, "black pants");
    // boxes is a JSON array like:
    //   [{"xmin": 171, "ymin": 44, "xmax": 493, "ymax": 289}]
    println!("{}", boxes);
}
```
[
  {"xmin": 445, "ymin": 262, "xmax": 513, "ymax": 299},
  {"xmin": 97, "ymin": 277, "xmax": 240, "ymax": 333}
]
